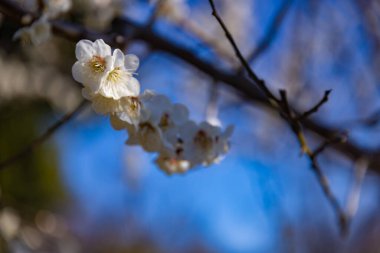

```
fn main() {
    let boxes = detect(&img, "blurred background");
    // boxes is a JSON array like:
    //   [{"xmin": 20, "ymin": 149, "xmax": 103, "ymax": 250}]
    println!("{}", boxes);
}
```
[{"xmin": 1, "ymin": 0, "xmax": 380, "ymax": 252}]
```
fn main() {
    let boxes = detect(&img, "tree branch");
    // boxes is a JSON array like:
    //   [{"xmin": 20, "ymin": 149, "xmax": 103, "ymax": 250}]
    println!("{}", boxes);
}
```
[
  {"xmin": 1, "ymin": 0, "xmax": 380, "ymax": 175},
  {"xmin": 298, "ymin": 89, "xmax": 332, "ymax": 121},
  {"xmin": 209, "ymin": 0, "xmax": 347, "ymax": 234}
]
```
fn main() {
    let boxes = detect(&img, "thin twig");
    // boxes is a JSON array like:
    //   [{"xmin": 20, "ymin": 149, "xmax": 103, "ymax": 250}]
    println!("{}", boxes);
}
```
[
  {"xmin": 279, "ymin": 91, "xmax": 348, "ymax": 235},
  {"xmin": 309, "ymin": 156, "xmax": 348, "ymax": 235},
  {"xmin": 0, "ymin": 100, "xmax": 88, "ymax": 171},
  {"xmin": 298, "ymin": 89, "xmax": 332, "ymax": 121},
  {"xmin": 208, "ymin": 0, "xmax": 280, "ymax": 106},
  {"xmin": 313, "ymin": 133, "xmax": 348, "ymax": 158}
]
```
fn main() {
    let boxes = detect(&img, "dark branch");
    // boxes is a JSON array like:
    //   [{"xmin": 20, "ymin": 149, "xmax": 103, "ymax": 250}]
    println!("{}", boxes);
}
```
[
  {"xmin": 312, "ymin": 133, "xmax": 348, "ymax": 158},
  {"xmin": 1, "ymin": 0, "xmax": 380, "ymax": 175},
  {"xmin": 207, "ymin": 0, "xmax": 348, "ymax": 233}
]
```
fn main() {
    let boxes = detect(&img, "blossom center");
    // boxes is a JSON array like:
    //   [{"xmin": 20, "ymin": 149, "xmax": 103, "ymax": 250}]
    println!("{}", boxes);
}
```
[
  {"xmin": 89, "ymin": 56, "xmax": 106, "ymax": 73},
  {"xmin": 107, "ymin": 67, "xmax": 125, "ymax": 83},
  {"xmin": 124, "ymin": 97, "xmax": 140, "ymax": 120},
  {"xmin": 129, "ymin": 97, "xmax": 140, "ymax": 111},
  {"xmin": 139, "ymin": 122, "xmax": 156, "ymax": 134},
  {"xmin": 194, "ymin": 130, "xmax": 213, "ymax": 150},
  {"xmin": 159, "ymin": 113, "xmax": 172, "ymax": 130}
]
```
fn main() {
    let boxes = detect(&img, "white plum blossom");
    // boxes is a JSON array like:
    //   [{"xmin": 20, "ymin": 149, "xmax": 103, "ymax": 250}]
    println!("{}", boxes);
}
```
[
  {"xmin": 71, "ymin": 39, "xmax": 233, "ymax": 175},
  {"xmin": 196, "ymin": 122, "xmax": 233, "ymax": 165},
  {"xmin": 72, "ymin": 39, "xmax": 112, "ymax": 90},
  {"xmin": 180, "ymin": 121, "xmax": 233, "ymax": 166},
  {"xmin": 13, "ymin": 18, "xmax": 51, "ymax": 46},
  {"xmin": 115, "ymin": 92, "xmax": 190, "ymax": 156},
  {"xmin": 73, "ymin": 39, "xmax": 140, "ymax": 100},
  {"xmin": 13, "ymin": 0, "xmax": 71, "ymax": 46},
  {"xmin": 98, "ymin": 50, "xmax": 140, "ymax": 100},
  {"xmin": 125, "ymin": 93, "xmax": 190, "ymax": 153},
  {"xmin": 153, "ymin": 120, "xmax": 233, "ymax": 173}
]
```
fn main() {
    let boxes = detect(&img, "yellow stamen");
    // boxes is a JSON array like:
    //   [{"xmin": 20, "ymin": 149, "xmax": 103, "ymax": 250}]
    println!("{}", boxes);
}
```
[
  {"xmin": 194, "ymin": 130, "xmax": 213, "ymax": 150},
  {"xmin": 107, "ymin": 67, "xmax": 123, "ymax": 83},
  {"xmin": 89, "ymin": 56, "xmax": 106, "ymax": 73}
]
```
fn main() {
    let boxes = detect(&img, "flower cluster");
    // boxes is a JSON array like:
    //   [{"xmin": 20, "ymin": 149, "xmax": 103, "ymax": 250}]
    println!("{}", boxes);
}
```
[
  {"xmin": 13, "ymin": 0, "xmax": 72, "ymax": 45},
  {"xmin": 72, "ymin": 39, "xmax": 233, "ymax": 175}
]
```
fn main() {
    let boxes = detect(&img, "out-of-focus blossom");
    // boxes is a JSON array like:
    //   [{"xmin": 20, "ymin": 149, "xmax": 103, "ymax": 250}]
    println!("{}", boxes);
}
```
[
  {"xmin": 13, "ymin": 18, "xmax": 51, "ymax": 46},
  {"xmin": 0, "ymin": 54, "xmax": 81, "ymax": 113},
  {"xmin": 43, "ymin": 0, "xmax": 72, "ymax": 18},
  {"xmin": 150, "ymin": 0, "xmax": 189, "ymax": 22},
  {"xmin": 13, "ymin": 0, "xmax": 71, "ymax": 46},
  {"xmin": 0, "ymin": 208, "xmax": 21, "ymax": 240}
]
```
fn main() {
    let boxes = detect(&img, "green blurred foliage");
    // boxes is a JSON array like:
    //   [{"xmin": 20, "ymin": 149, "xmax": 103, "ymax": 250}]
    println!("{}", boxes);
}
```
[{"xmin": 0, "ymin": 100, "xmax": 66, "ymax": 216}]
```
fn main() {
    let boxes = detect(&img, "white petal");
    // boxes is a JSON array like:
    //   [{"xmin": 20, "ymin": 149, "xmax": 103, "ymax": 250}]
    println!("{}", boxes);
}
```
[
  {"xmin": 104, "ymin": 55, "xmax": 114, "ymax": 71},
  {"xmin": 81, "ymin": 87, "xmax": 93, "ymax": 100},
  {"xmin": 138, "ymin": 124, "xmax": 162, "ymax": 152},
  {"xmin": 72, "ymin": 61, "xmax": 84, "ymax": 83},
  {"xmin": 99, "ymin": 71, "xmax": 137, "ymax": 99},
  {"xmin": 163, "ymin": 126, "xmax": 179, "ymax": 145},
  {"xmin": 117, "ymin": 97, "xmax": 141, "ymax": 126},
  {"xmin": 91, "ymin": 96, "xmax": 118, "ymax": 114},
  {"xmin": 140, "ymin": 89, "xmax": 156, "ymax": 102},
  {"xmin": 152, "ymin": 95, "xmax": 171, "ymax": 109},
  {"xmin": 126, "ymin": 124, "xmax": 139, "ymax": 145},
  {"xmin": 75, "ymin": 40, "xmax": 94, "ymax": 60},
  {"xmin": 113, "ymin": 49, "xmax": 125, "ymax": 68},
  {"xmin": 179, "ymin": 120, "xmax": 198, "ymax": 141},
  {"xmin": 93, "ymin": 39, "xmax": 111, "ymax": 57},
  {"xmin": 144, "ymin": 95, "xmax": 171, "ymax": 122},
  {"xmin": 139, "ymin": 107, "xmax": 151, "ymax": 122},
  {"xmin": 127, "ymin": 77, "xmax": 140, "ymax": 97},
  {"xmin": 124, "ymin": 54, "xmax": 139, "ymax": 72},
  {"xmin": 76, "ymin": 62, "xmax": 103, "ymax": 92},
  {"xmin": 171, "ymin": 104, "xmax": 189, "ymax": 125},
  {"xmin": 118, "ymin": 112, "xmax": 134, "ymax": 125},
  {"xmin": 200, "ymin": 121, "xmax": 221, "ymax": 136}
]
